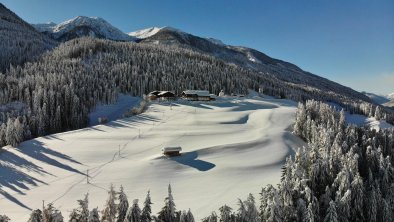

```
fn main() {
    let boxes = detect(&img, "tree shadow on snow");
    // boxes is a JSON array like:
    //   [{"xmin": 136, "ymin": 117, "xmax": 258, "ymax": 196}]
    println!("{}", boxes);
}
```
[
  {"xmin": 16, "ymin": 140, "xmax": 83, "ymax": 174},
  {"xmin": 169, "ymin": 151, "xmax": 215, "ymax": 171}
]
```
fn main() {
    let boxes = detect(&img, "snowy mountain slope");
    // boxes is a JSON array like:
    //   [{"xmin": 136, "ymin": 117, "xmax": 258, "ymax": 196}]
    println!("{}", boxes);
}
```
[
  {"xmin": 32, "ymin": 22, "xmax": 56, "ymax": 33},
  {"xmin": 388, "ymin": 92, "xmax": 394, "ymax": 100},
  {"xmin": 0, "ymin": 3, "xmax": 56, "ymax": 72},
  {"xmin": 0, "ymin": 97, "xmax": 304, "ymax": 221},
  {"xmin": 139, "ymin": 27, "xmax": 370, "ymax": 103},
  {"xmin": 33, "ymin": 16, "xmax": 135, "ymax": 42},
  {"xmin": 362, "ymin": 91, "xmax": 390, "ymax": 104},
  {"xmin": 128, "ymin": 27, "xmax": 162, "ymax": 39}
]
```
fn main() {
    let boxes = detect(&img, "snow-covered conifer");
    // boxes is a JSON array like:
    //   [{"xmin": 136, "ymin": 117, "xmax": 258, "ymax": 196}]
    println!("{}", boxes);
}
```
[{"xmin": 117, "ymin": 185, "xmax": 128, "ymax": 222}]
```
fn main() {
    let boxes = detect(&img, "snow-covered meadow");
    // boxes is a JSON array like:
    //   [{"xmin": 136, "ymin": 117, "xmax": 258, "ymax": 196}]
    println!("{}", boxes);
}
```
[{"xmin": 0, "ymin": 96, "xmax": 305, "ymax": 221}]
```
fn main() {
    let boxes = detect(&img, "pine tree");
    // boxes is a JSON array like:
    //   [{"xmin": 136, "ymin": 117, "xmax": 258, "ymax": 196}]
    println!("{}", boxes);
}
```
[
  {"xmin": 0, "ymin": 215, "xmax": 10, "ymax": 222},
  {"xmin": 28, "ymin": 209, "xmax": 43, "ymax": 222},
  {"xmin": 5, "ymin": 118, "xmax": 16, "ymax": 146},
  {"xmin": 125, "ymin": 199, "xmax": 141, "ymax": 222},
  {"xmin": 202, "ymin": 212, "xmax": 218, "ymax": 222},
  {"xmin": 88, "ymin": 207, "xmax": 100, "ymax": 222},
  {"xmin": 14, "ymin": 118, "xmax": 24, "ymax": 145},
  {"xmin": 102, "ymin": 184, "xmax": 117, "ymax": 222},
  {"xmin": 158, "ymin": 184, "xmax": 176, "ymax": 222},
  {"xmin": 323, "ymin": 201, "xmax": 338, "ymax": 222},
  {"xmin": 141, "ymin": 191, "xmax": 153, "ymax": 222},
  {"xmin": 117, "ymin": 186, "xmax": 128, "ymax": 222},
  {"xmin": 218, "ymin": 205, "xmax": 233, "ymax": 222}
]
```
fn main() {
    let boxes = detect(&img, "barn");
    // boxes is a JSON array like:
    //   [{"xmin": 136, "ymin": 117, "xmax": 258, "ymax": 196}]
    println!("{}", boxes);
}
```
[{"xmin": 181, "ymin": 90, "xmax": 211, "ymax": 101}]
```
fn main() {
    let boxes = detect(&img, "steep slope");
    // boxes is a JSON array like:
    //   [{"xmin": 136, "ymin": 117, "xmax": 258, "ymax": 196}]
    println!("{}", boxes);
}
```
[
  {"xmin": 136, "ymin": 27, "xmax": 370, "ymax": 103},
  {"xmin": 0, "ymin": 3, "xmax": 56, "ymax": 72},
  {"xmin": 33, "ymin": 16, "xmax": 135, "ymax": 42}
]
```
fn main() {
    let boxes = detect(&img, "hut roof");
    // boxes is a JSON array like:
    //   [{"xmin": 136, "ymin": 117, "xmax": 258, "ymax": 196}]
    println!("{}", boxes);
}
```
[
  {"xmin": 149, "ymin": 91, "xmax": 161, "ymax": 96},
  {"xmin": 162, "ymin": 146, "xmax": 182, "ymax": 152},
  {"xmin": 158, "ymin": 91, "xmax": 175, "ymax": 97},
  {"xmin": 182, "ymin": 90, "xmax": 210, "ymax": 97}
]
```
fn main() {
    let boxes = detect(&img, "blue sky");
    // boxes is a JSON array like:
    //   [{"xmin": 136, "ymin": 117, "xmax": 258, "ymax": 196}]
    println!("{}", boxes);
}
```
[{"xmin": 2, "ymin": 0, "xmax": 394, "ymax": 95}]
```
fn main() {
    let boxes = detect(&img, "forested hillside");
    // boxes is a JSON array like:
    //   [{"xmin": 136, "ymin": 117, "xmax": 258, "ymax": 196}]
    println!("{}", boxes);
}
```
[
  {"xmin": 0, "ymin": 37, "xmax": 393, "ymax": 147},
  {"xmin": 0, "ymin": 3, "xmax": 56, "ymax": 73},
  {"xmin": 257, "ymin": 100, "xmax": 394, "ymax": 221}
]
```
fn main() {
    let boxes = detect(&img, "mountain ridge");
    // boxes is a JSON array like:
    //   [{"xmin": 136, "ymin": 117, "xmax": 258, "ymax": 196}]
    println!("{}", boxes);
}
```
[{"xmin": 33, "ymin": 16, "xmax": 135, "ymax": 42}]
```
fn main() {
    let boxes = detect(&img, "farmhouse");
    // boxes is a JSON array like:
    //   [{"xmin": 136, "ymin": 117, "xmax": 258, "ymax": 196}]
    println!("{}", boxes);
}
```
[
  {"xmin": 148, "ymin": 91, "xmax": 175, "ymax": 101},
  {"xmin": 162, "ymin": 146, "xmax": 182, "ymax": 156},
  {"xmin": 181, "ymin": 90, "xmax": 211, "ymax": 101},
  {"xmin": 158, "ymin": 91, "xmax": 176, "ymax": 100}
]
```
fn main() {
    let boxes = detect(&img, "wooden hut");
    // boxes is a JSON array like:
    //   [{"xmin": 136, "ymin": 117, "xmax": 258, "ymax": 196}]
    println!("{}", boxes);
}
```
[{"xmin": 162, "ymin": 146, "xmax": 182, "ymax": 156}]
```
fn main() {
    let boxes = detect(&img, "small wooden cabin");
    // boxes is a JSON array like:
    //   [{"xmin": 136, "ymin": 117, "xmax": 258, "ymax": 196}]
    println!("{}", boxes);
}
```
[
  {"xmin": 181, "ymin": 90, "xmax": 211, "ymax": 101},
  {"xmin": 162, "ymin": 146, "xmax": 182, "ymax": 156}
]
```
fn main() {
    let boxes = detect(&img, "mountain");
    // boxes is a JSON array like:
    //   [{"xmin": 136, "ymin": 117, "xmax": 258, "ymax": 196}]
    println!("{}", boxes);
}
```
[
  {"xmin": 388, "ymin": 92, "xmax": 394, "ymax": 100},
  {"xmin": 33, "ymin": 16, "xmax": 135, "ymax": 42},
  {"xmin": 133, "ymin": 27, "xmax": 370, "ymax": 103},
  {"xmin": 0, "ymin": 3, "xmax": 56, "ymax": 72},
  {"xmin": 362, "ymin": 91, "xmax": 391, "ymax": 104}
]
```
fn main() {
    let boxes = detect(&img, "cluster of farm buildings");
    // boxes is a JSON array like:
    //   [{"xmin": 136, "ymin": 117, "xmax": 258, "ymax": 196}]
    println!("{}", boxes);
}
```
[{"xmin": 148, "ymin": 90, "xmax": 224, "ymax": 101}]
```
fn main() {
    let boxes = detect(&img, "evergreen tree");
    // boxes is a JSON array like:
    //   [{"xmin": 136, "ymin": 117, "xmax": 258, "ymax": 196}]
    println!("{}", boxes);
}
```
[
  {"xmin": 323, "ymin": 201, "xmax": 338, "ymax": 222},
  {"xmin": 158, "ymin": 184, "xmax": 176, "ymax": 222},
  {"xmin": 117, "ymin": 186, "xmax": 128, "ymax": 222},
  {"xmin": 141, "ymin": 191, "xmax": 153, "ymax": 222},
  {"xmin": 28, "ymin": 209, "xmax": 43, "ymax": 222},
  {"xmin": 125, "ymin": 199, "xmax": 141, "ymax": 222},
  {"xmin": 88, "ymin": 207, "xmax": 100, "ymax": 222},
  {"xmin": 102, "ymin": 184, "xmax": 117, "ymax": 222}
]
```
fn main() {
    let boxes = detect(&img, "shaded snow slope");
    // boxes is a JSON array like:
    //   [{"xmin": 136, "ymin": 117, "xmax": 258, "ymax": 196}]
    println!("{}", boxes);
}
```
[
  {"xmin": 362, "ymin": 91, "xmax": 390, "ymax": 104},
  {"xmin": 32, "ymin": 22, "xmax": 56, "ymax": 33},
  {"xmin": 345, "ymin": 113, "xmax": 393, "ymax": 131},
  {"xmin": 88, "ymin": 94, "xmax": 140, "ymax": 126},
  {"xmin": 0, "ymin": 97, "xmax": 304, "ymax": 221}
]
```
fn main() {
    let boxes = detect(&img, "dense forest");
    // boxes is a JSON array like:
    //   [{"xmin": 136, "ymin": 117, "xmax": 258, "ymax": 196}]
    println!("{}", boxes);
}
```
[
  {"xmin": 0, "ymin": 37, "xmax": 393, "ymax": 148},
  {"xmin": 257, "ymin": 100, "xmax": 394, "ymax": 222}
]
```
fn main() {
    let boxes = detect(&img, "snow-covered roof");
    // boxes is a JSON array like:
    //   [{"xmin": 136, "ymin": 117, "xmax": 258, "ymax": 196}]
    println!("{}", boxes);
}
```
[
  {"xmin": 158, "ymin": 91, "xmax": 175, "ymax": 96},
  {"xmin": 162, "ymin": 146, "xmax": 182, "ymax": 152},
  {"xmin": 182, "ymin": 90, "xmax": 210, "ymax": 97}
]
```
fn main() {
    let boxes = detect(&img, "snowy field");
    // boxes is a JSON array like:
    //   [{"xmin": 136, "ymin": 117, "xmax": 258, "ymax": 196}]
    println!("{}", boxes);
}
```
[{"xmin": 0, "ymin": 96, "xmax": 305, "ymax": 221}]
